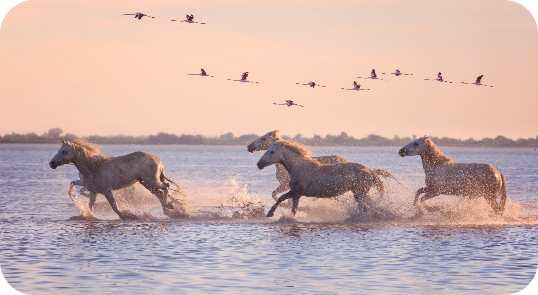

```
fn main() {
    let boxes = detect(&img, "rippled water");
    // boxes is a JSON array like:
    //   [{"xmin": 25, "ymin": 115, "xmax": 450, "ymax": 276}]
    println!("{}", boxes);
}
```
[{"xmin": 1, "ymin": 144, "xmax": 537, "ymax": 294}]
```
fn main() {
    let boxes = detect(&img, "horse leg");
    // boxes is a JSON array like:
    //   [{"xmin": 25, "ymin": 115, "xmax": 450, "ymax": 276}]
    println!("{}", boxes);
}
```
[
  {"xmin": 267, "ymin": 191, "xmax": 297, "ymax": 217},
  {"xmin": 159, "ymin": 185, "xmax": 173, "ymax": 209},
  {"xmin": 103, "ymin": 190, "xmax": 133, "ymax": 220},
  {"xmin": 272, "ymin": 183, "xmax": 289, "ymax": 201},
  {"xmin": 485, "ymin": 195, "xmax": 502, "ymax": 214},
  {"xmin": 88, "ymin": 191, "xmax": 98, "ymax": 212},
  {"xmin": 413, "ymin": 187, "xmax": 427, "ymax": 205},
  {"xmin": 68, "ymin": 179, "xmax": 85, "ymax": 202},
  {"xmin": 353, "ymin": 192, "xmax": 370, "ymax": 212},
  {"xmin": 418, "ymin": 191, "xmax": 440, "ymax": 204},
  {"xmin": 68, "ymin": 181, "xmax": 77, "ymax": 202},
  {"xmin": 102, "ymin": 190, "xmax": 121, "ymax": 216},
  {"xmin": 139, "ymin": 178, "xmax": 173, "ymax": 209},
  {"xmin": 273, "ymin": 165, "xmax": 290, "ymax": 201},
  {"xmin": 80, "ymin": 187, "xmax": 91, "ymax": 198},
  {"xmin": 291, "ymin": 196, "xmax": 301, "ymax": 216}
]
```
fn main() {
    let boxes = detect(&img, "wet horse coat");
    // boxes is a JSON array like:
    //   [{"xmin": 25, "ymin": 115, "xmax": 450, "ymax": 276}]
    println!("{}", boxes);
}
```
[
  {"xmin": 50, "ymin": 140, "xmax": 180, "ymax": 219},
  {"xmin": 398, "ymin": 136, "xmax": 507, "ymax": 213},
  {"xmin": 257, "ymin": 141, "xmax": 388, "ymax": 217},
  {"xmin": 247, "ymin": 130, "xmax": 399, "ymax": 201}
]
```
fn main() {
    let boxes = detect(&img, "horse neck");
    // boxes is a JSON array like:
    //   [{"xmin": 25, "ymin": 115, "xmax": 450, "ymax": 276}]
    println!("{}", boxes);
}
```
[
  {"xmin": 268, "ymin": 136, "xmax": 284, "ymax": 149},
  {"xmin": 278, "ymin": 149, "xmax": 317, "ymax": 173},
  {"xmin": 419, "ymin": 144, "xmax": 453, "ymax": 169},
  {"xmin": 71, "ymin": 149, "xmax": 102, "ymax": 178},
  {"xmin": 72, "ymin": 157, "xmax": 94, "ymax": 179}
]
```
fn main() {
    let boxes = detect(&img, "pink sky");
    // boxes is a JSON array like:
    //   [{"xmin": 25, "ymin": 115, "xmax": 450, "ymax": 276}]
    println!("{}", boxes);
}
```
[{"xmin": 0, "ymin": 0, "xmax": 537, "ymax": 139}]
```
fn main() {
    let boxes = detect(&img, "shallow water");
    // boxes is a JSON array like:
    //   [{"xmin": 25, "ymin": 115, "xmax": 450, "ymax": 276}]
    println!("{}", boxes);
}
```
[{"xmin": 1, "ymin": 144, "xmax": 537, "ymax": 294}]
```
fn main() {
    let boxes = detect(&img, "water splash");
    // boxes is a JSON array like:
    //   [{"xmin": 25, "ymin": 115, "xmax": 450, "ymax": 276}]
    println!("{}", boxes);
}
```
[
  {"xmin": 181, "ymin": 176, "xmax": 267, "ymax": 220},
  {"xmin": 65, "ymin": 174, "xmax": 537, "ymax": 225},
  {"xmin": 163, "ymin": 189, "xmax": 192, "ymax": 219},
  {"xmin": 67, "ymin": 186, "xmax": 96, "ymax": 220}
]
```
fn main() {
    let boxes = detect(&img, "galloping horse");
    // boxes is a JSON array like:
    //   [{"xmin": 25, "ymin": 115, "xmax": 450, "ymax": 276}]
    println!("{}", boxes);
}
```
[
  {"xmin": 257, "ymin": 141, "xmax": 387, "ymax": 217},
  {"xmin": 398, "ymin": 136, "xmax": 507, "ymax": 214},
  {"xmin": 248, "ymin": 130, "xmax": 400, "ymax": 200},
  {"xmin": 50, "ymin": 140, "xmax": 181, "ymax": 219}
]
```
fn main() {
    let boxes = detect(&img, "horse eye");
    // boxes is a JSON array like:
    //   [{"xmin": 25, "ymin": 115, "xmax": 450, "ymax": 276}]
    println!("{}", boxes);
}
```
[
  {"xmin": 270, "ymin": 151, "xmax": 274, "ymax": 154},
  {"xmin": 261, "ymin": 138, "xmax": 266, "ymax": 141},
  {"xmin": 62, "ymin": 150, "xmax": 67, "ymax": 154},
  {"xmin": 413, "ymin": 143, "xmax": 418, "ymax": 146}
]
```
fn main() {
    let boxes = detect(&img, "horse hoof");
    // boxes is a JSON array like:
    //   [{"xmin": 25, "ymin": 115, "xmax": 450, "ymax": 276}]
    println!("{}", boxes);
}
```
[
  {"xmin": 120, "ymin": 211, "xmax": 138, "ymax": 220},
  {"xmin": 266, "ymin": 211, "xmax": 275, "ymax": 218}
]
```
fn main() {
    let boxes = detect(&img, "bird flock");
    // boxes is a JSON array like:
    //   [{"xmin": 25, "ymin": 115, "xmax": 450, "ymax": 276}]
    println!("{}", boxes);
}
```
[{"xmin": 124, "ymin": 12, "xmax": 493, "ymax": 107}]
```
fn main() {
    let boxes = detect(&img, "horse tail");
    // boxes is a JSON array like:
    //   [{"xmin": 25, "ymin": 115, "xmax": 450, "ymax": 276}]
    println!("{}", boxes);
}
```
[
  {"xmin": 372, "ymin": 169, "xmax": 402, "ymax": 186},
  {"xmin": 499, "ymin": 173, "xmax": 507, "ymax": 212},
  {"xmin": 371, "ymin": 170, "xmax": 386, "ymax": 197},
  {"xmin": 161, "ymin": 170, "xmax": 182, "ymax": 193}
]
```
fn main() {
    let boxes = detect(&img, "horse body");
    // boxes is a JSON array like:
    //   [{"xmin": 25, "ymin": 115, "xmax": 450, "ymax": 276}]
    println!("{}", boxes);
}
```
[
  {"xmin": 50, "ymin": 140, "xmax": 179, "ymax": 219},
  {"xmin": 425, "ymin": 163, "xmax": 502, "ymax": 196},
  {"xmin": 80, "ymin": 152, "xmax": 164, "ymax": 192},
  {"xmin": 289, "ymin": 162, "xmax": 377, "ymax": 198},
  {"xmin": 248, "ymin": 130, "xmax": 398, "ymax": 200},
  {"xmin": 257, "ymin": 141, "xmax": 386, "ymax": 217},
  {"xmin": 399, "ymin": 136, "xmax": 507, "ymax": 213}
]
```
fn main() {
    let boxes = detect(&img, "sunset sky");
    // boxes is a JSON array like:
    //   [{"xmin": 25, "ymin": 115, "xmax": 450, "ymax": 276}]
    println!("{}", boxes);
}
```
[{"xmin": 0, "ymin": 0, "xmax": 537, "ymax": 140}]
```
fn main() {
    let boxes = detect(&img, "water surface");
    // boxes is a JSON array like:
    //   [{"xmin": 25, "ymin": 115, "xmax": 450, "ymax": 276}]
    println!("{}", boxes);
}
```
[{"xmin": 1, "ymin": 144, "xmax": 537, "ymax": 294}]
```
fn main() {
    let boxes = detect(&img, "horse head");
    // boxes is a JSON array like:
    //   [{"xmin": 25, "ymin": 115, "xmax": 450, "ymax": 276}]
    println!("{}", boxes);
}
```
[
  {"xmin": 49, "ymin": 140, "xmax": 76, "ymax": 169},
  {"xmin": 398, "ymin": 136, "xmax": 431, "ymax": 157},
  {"xmin": 256, "ymin": 142, "xmax": 284, "ymax": 170},
  {"xmin": 247, "ymin": 130, "xmax": 281, "ymax": 153}
]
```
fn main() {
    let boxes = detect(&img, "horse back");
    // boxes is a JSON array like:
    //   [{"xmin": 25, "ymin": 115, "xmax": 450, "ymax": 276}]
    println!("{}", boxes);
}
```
[
  {"xmin": 313, "ymin": 155, "xmax": 348, "ymax": 164},
  {"xmin": 105, "ymin": 151, "xmax": 163, "ymax": 168}
]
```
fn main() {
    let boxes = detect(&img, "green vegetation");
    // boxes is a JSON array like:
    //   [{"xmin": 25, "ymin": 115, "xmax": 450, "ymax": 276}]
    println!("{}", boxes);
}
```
[{"xmin": 1, "ymin": 129, "xmax": 537, "ymax": 148}]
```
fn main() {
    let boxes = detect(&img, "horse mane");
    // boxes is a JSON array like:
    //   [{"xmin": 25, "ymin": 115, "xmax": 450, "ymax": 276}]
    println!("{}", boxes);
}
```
[
  {"xmin": 70, "ymin": 139, "xmax": 111, "ymax": 172},
  {"xmin": 424, "ymin": 139, "xmax": 455, "ymax": 166},
  {"xmin": 281, "ymin": 141, "xmax": 312, "ymax": 158},
  {"xmin": 269, "ymin": 130, "xmax": 282, "ymax": 140}
]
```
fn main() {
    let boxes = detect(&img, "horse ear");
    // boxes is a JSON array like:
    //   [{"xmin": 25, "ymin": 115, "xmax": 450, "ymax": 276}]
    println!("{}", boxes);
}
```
[{"xmin": 62, "ymin": 140, "xmax": 66, "ymax": 144}]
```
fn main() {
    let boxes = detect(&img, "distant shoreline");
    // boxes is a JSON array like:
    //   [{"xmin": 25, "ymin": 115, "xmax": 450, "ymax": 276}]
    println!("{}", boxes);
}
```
[
  {"xmin": 1, "ymin": 129, "xmax": 537, "ymax": 148},
  {"xmin": 1, "ymin": 143, "xmax": 536, "ymax": 149}
]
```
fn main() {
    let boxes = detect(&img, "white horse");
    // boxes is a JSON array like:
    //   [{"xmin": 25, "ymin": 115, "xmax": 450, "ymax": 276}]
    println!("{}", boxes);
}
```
[
  {"xmin": 398, "ymin": 136, "xmax": 507, "ymax": 213},
  {"xmin": 248, "ymin": 130, "xmax": 400, "ymax": 200},
  {"xmin": 257, "ymin": 141, "xmax": 387, "ymax": 217},
  {"xmin": 50, "ymin": 140, "xmax": 181, "ymax": 219}
]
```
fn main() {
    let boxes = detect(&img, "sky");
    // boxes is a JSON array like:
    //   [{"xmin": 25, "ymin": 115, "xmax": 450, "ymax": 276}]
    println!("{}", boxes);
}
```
[{"xmin": 0, "ymin": 0, "xmax": 537, "ymax": 140}]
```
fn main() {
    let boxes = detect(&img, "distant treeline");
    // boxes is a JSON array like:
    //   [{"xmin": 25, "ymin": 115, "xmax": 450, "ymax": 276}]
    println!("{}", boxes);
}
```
[{"xmin": 1, "ymin": 128, "xmax": 537, "ymax": 148}]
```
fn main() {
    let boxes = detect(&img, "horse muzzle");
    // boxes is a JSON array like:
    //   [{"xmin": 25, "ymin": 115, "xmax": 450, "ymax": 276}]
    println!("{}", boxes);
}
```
[
  {"xmin": 398, "ymin": 148, "xmax": 407, "ymax": 157},
  {"xmin": 49, "ymin": 161, "xmax": 58, "ymax": 169},
  {"xmin": 247, "ymin": 144, "xmax": 255, "ymax": 153},
  {"xmin": 256, "ymin": 161, "xmax": 267, "ymax": 170}
]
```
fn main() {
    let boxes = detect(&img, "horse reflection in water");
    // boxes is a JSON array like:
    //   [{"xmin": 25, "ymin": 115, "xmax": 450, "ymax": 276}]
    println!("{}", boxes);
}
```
[
  {"xmin": 399, "ymin": 136, "xmax": 507, "ymax": 214},
  {"xmin": 257, "ymin": 141, "xmax": 389, "ymax": 217},
  {"xmin": 50, "ymin": 140, "xmax": 182, "ymax": 220}
]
